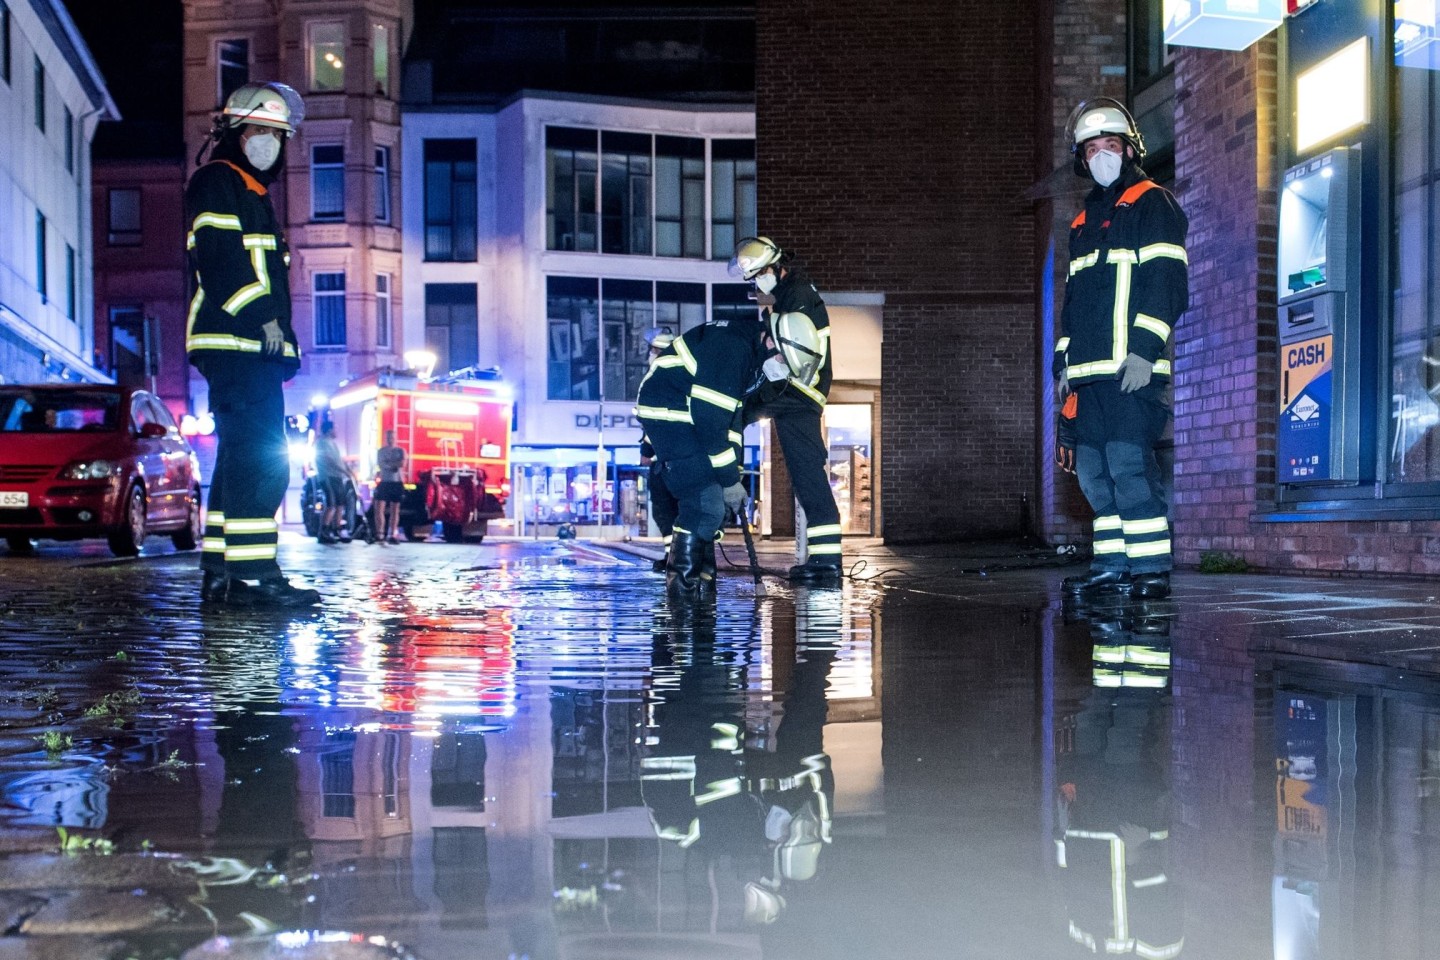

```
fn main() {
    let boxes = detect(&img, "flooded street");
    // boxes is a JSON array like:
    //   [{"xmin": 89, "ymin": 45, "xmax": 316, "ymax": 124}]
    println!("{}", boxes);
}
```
[{"xmin": 0, "ymin": 537, "xmax": 1437, "ymax": 959}]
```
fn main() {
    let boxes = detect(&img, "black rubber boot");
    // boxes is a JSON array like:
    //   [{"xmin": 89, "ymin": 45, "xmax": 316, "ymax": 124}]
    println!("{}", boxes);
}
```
[
  {"xmin": 1129, "ymin": 572, "xmax": 1171, "ymax": 600},
  {"xmin": 666, "ymin": 532, "xmax": 712, "ymax": 603},
  {"xmin": 651, "ymin": 558, "xmax": 667, "ymax": 573},
  {"xmin": 251, "ymin": 577, "xmax": 322, "ymax": 608},
  {"xmin": 788, "ymin": 554, "xmax": 842, "ymax": 582},
  {"xmin": 1062, "ymin": 570, "xmax": 1132, "ymax": 595},
  {"xmin": 202, "ymin": 572, "xmax": 253, "ymax": 606}
]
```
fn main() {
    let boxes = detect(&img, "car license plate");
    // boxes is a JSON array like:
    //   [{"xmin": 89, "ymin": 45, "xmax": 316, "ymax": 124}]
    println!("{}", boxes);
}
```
[{"xmin": 0, "ymin": 491, "xmax": 27, "ymax": 508}]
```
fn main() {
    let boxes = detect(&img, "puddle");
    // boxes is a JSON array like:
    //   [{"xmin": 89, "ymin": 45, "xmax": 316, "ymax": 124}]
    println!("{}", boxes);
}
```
[{"xmin": 0, "ymin": 543, "xmax": 1437, "ymax": 957}]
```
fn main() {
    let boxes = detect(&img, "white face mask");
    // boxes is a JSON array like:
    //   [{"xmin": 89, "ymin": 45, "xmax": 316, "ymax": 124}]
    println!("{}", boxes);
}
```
[
  {"xmin": 754, "ymin": 272, "xmax": 778, "ymax": 295},
  {"xmin": 1088, "ymin": 149, "xmax": 1123, "ymax": 188},
  {"xmin": 244, "ymin": 131, "xmax": 282, "ymax": 171}
]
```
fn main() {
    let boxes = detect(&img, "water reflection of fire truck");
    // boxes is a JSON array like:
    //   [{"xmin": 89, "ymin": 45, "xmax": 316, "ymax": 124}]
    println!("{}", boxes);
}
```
[{"xmin": 325, "ymin": 368, "xmax": 512, "ymax": 542}]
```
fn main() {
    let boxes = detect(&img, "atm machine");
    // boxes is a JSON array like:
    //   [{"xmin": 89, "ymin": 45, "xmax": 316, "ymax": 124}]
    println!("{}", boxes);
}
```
[{"xmin": 1277, "ymin": 147, "xmax": 1362, "ymax": 484}]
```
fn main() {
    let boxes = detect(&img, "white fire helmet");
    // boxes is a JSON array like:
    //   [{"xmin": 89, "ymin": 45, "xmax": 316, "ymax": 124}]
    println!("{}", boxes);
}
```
[
  {"xmin": 730, "ymin": 236, "xmax": 782, "ymax": 280},
  {"xmin": 1065, "ymin": 97, "xmax": 1145, "ymax": 174},
  {"xmin": 221, "ymin": 82, "xmax": 306, "ymax": 135},
  {"xmin": 770, "ymin": 311, "xmax": 824, "ymax": 384}
]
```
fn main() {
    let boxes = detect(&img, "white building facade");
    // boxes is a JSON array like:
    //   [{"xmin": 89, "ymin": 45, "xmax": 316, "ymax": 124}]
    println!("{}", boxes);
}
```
[
  {"xmin": 0, "ymin": 0, "xmax": 116, "ymax": 385},
  {"xmin": 402, "ymin": 93, "xmax": 757, "ymax": 530}
]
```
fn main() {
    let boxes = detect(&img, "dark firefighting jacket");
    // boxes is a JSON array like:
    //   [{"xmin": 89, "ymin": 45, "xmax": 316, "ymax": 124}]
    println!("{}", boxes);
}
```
[
  {"xmin": 760, "ymin": 270, "xmax": 832, "ymax": 409},
  {"xmin": 1054, "ymin": 167, "xmax": 1188, "ymax": 388},
  {"xmin": 184, "ymin": 159, "xmax": 300, "ymax": 378},
  {"xmin": 635, "ymin": 318, "xmax": 764, "ymax": 488}
]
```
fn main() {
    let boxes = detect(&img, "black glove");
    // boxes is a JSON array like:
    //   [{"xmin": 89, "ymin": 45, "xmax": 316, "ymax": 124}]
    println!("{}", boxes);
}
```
[
  {"xmin": 1055, "ymin": 392, "xmax": 1077, "ymax": 475},
  {"xmin": 722, "ymin": 482, "xmax": 747, "ymax": 515}
]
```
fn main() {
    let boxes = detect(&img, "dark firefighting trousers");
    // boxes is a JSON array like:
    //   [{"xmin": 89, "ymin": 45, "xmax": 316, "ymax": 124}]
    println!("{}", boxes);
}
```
[
  {"xmin": 648, "ymin": 460, "xmax": 679, "ymax": 543},
  {"xmin": 1074, "ymin": 380, "xmax": 1171, "ymax": 575},
  {"xmin": 748, "ymin": 392, "xmax": 842, "ymax": 558},
  {"xmin": 638, "ymin": 419, "xmax": 725, "ymax": 544},
  {"xmin": 199, "ymin": 356, "xmax": 290, "ymax": 582}
]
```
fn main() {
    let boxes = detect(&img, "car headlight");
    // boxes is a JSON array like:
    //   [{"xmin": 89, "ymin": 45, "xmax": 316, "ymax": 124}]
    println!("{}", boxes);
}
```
[{"xmin": 60, "ymin": 460, "xmax": 116, "ymax": 480}]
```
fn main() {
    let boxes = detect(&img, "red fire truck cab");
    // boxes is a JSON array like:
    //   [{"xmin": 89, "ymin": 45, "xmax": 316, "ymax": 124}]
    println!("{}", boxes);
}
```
[{"xmin": 325, "ymin": 368, "xmax": 512, "ymax": 542}]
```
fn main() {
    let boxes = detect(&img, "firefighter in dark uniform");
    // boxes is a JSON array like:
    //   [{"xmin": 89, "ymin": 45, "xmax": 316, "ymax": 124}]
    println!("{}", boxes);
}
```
[
  {"xmin": 1055, "ymin": 99, "xmax": 1188, "ymax": 602},
  {"xmin": 640, "ymin": 331, "xmax": 680, "ymax": 573},
  {"xmin": 732, "ymin": 238, "xmax": 844, "ymax": 582},
  {"xmin": 187, "ymin": 82, "xmax": 319, "ymax": 608},
  {"xmin": 635, "ymin": 317, "xmax": 764, "ymax": 602},
  {"xmin": 1056, "ymin": 604, "xmax": 1182, "ymax": 958}
]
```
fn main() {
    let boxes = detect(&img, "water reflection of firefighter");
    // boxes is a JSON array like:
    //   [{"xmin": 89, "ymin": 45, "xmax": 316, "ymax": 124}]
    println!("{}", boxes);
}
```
[
  {"xmin": 642, "ymin": 613, "xmax": 836, "ymax": 928},
  {"xmin": 1056, "ymin": 601, "xmax": 1183, "ymax": 958}
]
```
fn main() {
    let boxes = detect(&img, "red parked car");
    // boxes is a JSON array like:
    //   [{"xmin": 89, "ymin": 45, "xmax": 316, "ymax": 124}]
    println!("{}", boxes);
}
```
[{"xmin": 0, "ymin": 385, "xmax": 203, "ymax": 557}]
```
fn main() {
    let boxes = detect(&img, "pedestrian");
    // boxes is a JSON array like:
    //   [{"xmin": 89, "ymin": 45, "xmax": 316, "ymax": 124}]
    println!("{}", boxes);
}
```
[
  {"xmin": 374, "ymin": 429, "xmax": 406, "ymax": 545},
  {"xmin": 187, "ymin": 81, "xmax": 319, "ymax": 608},
  {"xmin": 640, "ymin": 330, "xmax": 680, "ymax": 573},
  {"xmin": 731, "ymin": 237, "xmax": 843, "ymax": 582},
  {"xmin": 314, "ymin": 421, "xmax": 354, "ymax": 544},
  {"xmin": 635, "ymin": 314, "xmax": 766, "ymax": 602},
  {"xmin": 1055, "ymin": 98, "xmax": 1189, "ymax": 602}
]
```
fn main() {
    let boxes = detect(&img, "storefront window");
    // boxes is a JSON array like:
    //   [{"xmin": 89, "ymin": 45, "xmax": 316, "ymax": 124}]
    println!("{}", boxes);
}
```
[
  {"xmin": 547, "ymin": 277, "xmax": 600, "ymax": 401},
  {"xmin": 1390, "ymin": 58, "xmax": 1440, "ymax": 482},
  {"xmin": 601, "ymin": 278, "xmax": 653, "ymax": 401},
  {"xmin": 823, "ymin": 404, "xmax": 873, "ymax": 536},
  {"xmin": 654, "ymin": 281, "xmax": 706, "ymax": 335}
]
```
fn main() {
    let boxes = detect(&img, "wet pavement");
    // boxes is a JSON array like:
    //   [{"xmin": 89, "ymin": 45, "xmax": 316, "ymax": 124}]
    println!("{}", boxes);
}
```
[{"xmin": 0, "ymin": 533, "xmax": 1437, "ymax": 959}]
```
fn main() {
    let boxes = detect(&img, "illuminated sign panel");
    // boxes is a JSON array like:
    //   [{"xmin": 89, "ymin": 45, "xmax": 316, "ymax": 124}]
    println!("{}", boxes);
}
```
[
  {"xmin": 1295, "ymin": 39, "xmax": 1369, "ymax": 152},
  {"xmin": 1163, "ymin": 0, "xmax": 1284, "ymax": 51}
]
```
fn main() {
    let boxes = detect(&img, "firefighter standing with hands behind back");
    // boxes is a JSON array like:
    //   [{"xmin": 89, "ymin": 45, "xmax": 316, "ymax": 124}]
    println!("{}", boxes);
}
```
[
  {"xmin": 731, "ymin": 237, "xmax": 844, "ymax": 582},
  {"xmin": 186, "ymin": 82, "xmax": 320, "ymax": 608},
  {"xmin": 1055, "ymin": 98, "xmax": 1188, "ymax": 602}
]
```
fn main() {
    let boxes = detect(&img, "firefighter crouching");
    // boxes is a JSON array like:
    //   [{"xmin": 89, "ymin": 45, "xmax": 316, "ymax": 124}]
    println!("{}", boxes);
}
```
[
  {"xmin": 1055, "ymin": 99, "xmax": 1189, "ymax": 602},
  {"xmin": 636, "ymin": 316, "xmax": 765, "ymax": 602},
  {"xmin": 186, "ymin": 82, "xmax": 320, "ymax": 608},
  {"xmin": 732, "ymin": 237, "xmax": 844, "ymax": 582}
]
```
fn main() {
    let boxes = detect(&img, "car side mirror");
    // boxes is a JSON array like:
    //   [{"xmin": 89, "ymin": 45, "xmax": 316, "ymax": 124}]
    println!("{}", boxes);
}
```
[{"xmin": 138, "ymin": 422, "xmax": 168, "ymax": 439}]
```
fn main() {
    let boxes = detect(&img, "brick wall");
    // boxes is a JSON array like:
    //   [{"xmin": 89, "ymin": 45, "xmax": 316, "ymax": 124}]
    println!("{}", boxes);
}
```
[
  {"xmin": 1042, "ymin": 0, "xmax": 1128, "ymax": 546},
  {"xmin": 756, "ymin": 0, "xmax": 1042, "ymax": 542}
]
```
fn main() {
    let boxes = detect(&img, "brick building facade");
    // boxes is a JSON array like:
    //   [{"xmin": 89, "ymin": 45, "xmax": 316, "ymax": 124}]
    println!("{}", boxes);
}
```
[
  {"xmin": 756, "ymin": 0, "xmax": 1044, "ymax": 543},
  {"xmin": 759, "ymin": 1, "xmax": 1440, "ymax": 575}
]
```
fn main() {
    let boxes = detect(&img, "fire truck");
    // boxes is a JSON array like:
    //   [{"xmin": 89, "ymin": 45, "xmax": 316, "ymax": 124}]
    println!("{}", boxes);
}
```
[{"xmin": 316, "ymin": 367, "xmax": 513, "ymax": 543}]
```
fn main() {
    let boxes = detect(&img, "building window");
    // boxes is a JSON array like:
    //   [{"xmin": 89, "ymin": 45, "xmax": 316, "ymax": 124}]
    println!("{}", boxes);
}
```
[
  {"xmin": 64, "ymin": 107, "xmax": 73, "ymax": 174},
  {"xmin": 319, "ymin": 732, "xmax": 356, "ymax": 819},
  {"xmin": 373, "ymin": 145, "xmax": 391, "ymax": 223},
  {"xmin": 308, "ymin": 21, "xmax": 345, "ymax": 92},
  {"xmin": 711, "ymin": 140, "xmax": 756, "ymax": 260},
  {"xmin": 424, "ymin": 283, "xmax": 478, "ymax": 376},
  {"xmin": 372, "ymin": 22, "xmax": 390, "ymax": 97},
  {"xmin": 601, "ymin": 131, "xmax": 652, "ymax": 255},
  {"xmin": 1, "ymin": 2, "xmax": 10, "ymax": 86},
  {"xmin": 375, "ymin": 273, "xmax": 391, "ymax": 348},
  {"xmin": 64, "ymin": 245, "xmax": 75, "ymax": 321},
  {"xmin": 655, "ymin": 281, "xmax": 707, "ymax": 335},
  {"xmin": 34, "ymin": 212, "xmax": 45, "ymax": 300},
  {"xmin": 602, "ymin": 279, "xmax": 654, "ymax": 401},
  {"xmin": 109, "ymin": 306, "xmax": 149, "ymax": 386},
  {"xmin": 546, "ymin": 126, "xmax": 598, "ymax": 252},
  {"xmin": 310, "ymin": 145, "xmax": 344, "ymax": 221},
  {"xmin": 33, "ymin": 56, "xmax": 43, "ymax": 132},
  {"xmin": 217, "ymin": 38, "xmax": 249, "ymax": 105},
  {"xmin": 655, "ymin": 137, "xmax": 706, "ymax": 258},
  {"xmin": 547, "ymin": 276, "xmax": 600, "ymax": 401},
  {"xmin": 107, "ymin": 188, "xmax": 141, "ymax": 246},
  {"xmin": 423, "ymin": 139, "xmax": 477, "ymax": 262},
  {"xmin": 313, "ymin": 272, "xmax": 347, "ymax": 348},
  {"xmin": 712, "ymin": 282, "xmax": 759, "ymax": 326},
  {"xmin": 1391, "ymin": 56, "xmax": 1440, "ymax": 484}
]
